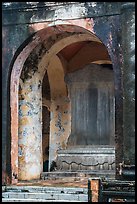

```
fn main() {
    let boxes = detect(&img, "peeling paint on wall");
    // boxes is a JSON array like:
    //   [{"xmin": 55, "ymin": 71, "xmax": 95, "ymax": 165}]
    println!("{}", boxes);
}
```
[
  {"xmin": 4, "ymin": 15, "xmax": 127, "ymax": 183},
  {"xmin": 18, "ymin": 74, "xmax": 43, "ymax": 180}
]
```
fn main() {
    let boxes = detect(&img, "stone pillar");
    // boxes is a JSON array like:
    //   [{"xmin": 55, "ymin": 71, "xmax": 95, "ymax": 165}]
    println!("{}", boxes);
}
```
[
  {"xmin": 121, "ymin": 3, "xmax": 135, "ymax": 178},
  {"xmin": 18, "ymin": 79, "xmax": 43, "ymax": 180},
  {"xmin": 65, "ymin": 64, "xmax": 115, "ymax": 147}
]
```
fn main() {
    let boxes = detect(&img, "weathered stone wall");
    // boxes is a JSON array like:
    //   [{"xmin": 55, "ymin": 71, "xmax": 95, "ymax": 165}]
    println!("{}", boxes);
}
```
[
  {"xmin": 47, "ymin": 55, "xmax": 71, "ymax": 171},
  {"xmin": 2, "ymin": 2, "xmax": 130, "ymax": 184}
]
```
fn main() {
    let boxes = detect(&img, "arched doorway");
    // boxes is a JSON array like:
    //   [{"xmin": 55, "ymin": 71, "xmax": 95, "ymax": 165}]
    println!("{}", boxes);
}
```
[{"xmin": 10, "ymin": 24, "xmax": 114, "ymax": 183}]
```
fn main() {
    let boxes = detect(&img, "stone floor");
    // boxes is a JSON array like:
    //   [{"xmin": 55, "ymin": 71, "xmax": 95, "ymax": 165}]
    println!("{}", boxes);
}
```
[
  {"xmin": 14, "ymin": 169, "xmax": 115, "ymax": 188},
  {"xmin": 16, "ymin": 177, "xmax": 88, "ymax": 188}
]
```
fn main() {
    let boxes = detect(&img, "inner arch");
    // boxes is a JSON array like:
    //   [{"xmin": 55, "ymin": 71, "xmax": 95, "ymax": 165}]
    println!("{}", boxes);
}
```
[{"xmin": 10, "ymin": 24, "xmax": 113, "ymax": 182}]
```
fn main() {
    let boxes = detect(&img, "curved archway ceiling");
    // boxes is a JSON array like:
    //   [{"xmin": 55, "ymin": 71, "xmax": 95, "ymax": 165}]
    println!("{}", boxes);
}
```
[
  {"xmin": 57, "ymin": 41, "xmax": 112, "ymax": 73},
  {"xmin": 10, "ymin": 23, "xmax": 114, "ymax": 182}
]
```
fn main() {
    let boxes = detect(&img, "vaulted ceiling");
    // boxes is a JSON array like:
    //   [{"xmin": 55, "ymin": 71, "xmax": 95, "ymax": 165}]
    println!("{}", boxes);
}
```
[{"xmin": 57, "ymin": 40, "xmax": 112, "ymax": 73}]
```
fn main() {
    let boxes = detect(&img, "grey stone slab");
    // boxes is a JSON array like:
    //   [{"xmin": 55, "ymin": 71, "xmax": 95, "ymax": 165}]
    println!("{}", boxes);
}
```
[
  {"xmin": 2, "ymin": 198, "xmax": 83, "ymax": 202},
  {"xmin": 78, "ymin": 194, "xmax": 88, "ymax": 201},
  {"xmin": 5, "ymin": 185, "xmax": 87, "ymax": 194},
  {"xmin": 2, "ymin": 192, "xmax": 88, "ymax": 201},
  {"xmin": 24, "ymin": 192, "xmax": 58, "ymax": 200},
  {"xmin": 4, "ymin": 192, "xmax": 25, "ymax": 199},
  {"xmin": 2, "ymin": 192, "xmax": 9, "ymax": 198}
]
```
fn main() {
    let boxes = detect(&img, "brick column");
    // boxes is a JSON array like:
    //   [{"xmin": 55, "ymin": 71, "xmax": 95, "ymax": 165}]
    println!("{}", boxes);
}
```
[{"xmin": 88, "ymin": 178, "xmax": 101, "ymax": 202}]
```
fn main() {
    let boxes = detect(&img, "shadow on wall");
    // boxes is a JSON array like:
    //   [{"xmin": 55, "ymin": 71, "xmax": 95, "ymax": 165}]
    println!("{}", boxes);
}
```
[{"xmin": 43, "ymin": 146, "xmax": 49, "ymax": 172}]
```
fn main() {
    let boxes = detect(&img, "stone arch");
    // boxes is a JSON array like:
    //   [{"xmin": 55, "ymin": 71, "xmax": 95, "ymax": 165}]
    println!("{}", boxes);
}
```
[{"xmin": 10, "ymin": 24, "xmax": 112, "ymax": 183}]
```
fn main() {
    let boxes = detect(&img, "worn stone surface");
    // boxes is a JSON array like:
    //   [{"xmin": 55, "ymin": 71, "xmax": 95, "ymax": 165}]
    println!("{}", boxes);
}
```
[
  {"xmin": 65, "ymin": 64, "xmax": 115, "ymax": 147},
  {"xmin": 10, "ymin": 26, "xmax": 103, "ymax": 182},
  {"xmin": 2, "ymin": 2, "xmax": 122, "ymax": 25},
  {"xmin": 93, "ymin": 15, "xmax": 124, "ymax": 178},
  {"xmin": 2, "ymin": 2, "xmax": 134, "ymax": 184},
  {"xmin": 56, "ymin": 147, "xmax": 115, "ymax": 171},
  {"xmin": 2, "ymin": 185, "xmax": 88, "ymax": 202},
  {"xmin": 47, "ymin": 56, "xmax": 71, "ymax": 170},
  {"xmin": 2, "ymin": 22, "xmax": 32, "ymax": 185},
  {"xmin": 18, "ymin": 75, "xmax": 43, "ymax": 180},
  {"xmin": 121, "ymin": 3, "xmax": 135, "ymax": 166}
]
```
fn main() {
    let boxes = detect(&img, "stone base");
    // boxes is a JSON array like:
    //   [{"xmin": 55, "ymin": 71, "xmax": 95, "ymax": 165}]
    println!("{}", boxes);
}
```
[
  {"xmin": 41, "ymin": 170, "xmax": 115, "ymax": 180},
  {"xmin": 56, "ymin": 146, "xmax": 115, "ymax": 171}
]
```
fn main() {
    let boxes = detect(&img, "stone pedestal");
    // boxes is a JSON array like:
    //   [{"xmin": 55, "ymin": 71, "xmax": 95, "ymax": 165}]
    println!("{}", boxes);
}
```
[
  {"xmin": 65, "ymin": 64, "xmax": 115, "ymax": 147},
  {"xmin": 56, "ymin": 146, "xmax": 115, "ymax": 171},
  {"xmin": 57, "ymin": 64, "xmax": 115, "ymax": 173}
]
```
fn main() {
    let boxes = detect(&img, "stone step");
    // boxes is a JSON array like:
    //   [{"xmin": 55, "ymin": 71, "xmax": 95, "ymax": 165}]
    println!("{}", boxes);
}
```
[
  {"xmin": 3, "ymin": 185, "xmax": 88, "ymax": 193},
  {"xmin": 2, "ymin": 192, "xmax": 88, "ymax": 201},
  {"xmin": 2, "ymin": 198, "xmax": 82, "ymax": 202},
  {"xmin": 2, "ymin": 186, "xmax": 88, "ymax": 202}
]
